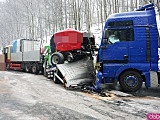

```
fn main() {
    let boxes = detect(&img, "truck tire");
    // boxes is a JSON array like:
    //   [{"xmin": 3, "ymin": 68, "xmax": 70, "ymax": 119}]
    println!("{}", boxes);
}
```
[
  {"xmin": 31, "ymin": 63, "xmax": 39, "ymax": 74},
  {"xmin": 25, "ymin": 63, "xmax": 31, "ymax": 73},
  {"xmin": 67, "ymin": 53, "xmax": 74, "ymax": 62},
  {"xmin": 119, "ymin": 70, "xmax": 143, "ymax": 92},
  {"xmin": 51, "ymin": 52, "xmax": 64, "ymax": 65}
]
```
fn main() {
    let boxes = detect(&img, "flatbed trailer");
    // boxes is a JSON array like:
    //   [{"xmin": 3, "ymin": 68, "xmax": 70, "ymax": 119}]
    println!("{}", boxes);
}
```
[
  {"xmin": 43, "ymin": 30, "xmax": 97, "ymax": 87},
  {"xmin": 53, "ymin": 57, "xmax": 95, "ymax": 88}
]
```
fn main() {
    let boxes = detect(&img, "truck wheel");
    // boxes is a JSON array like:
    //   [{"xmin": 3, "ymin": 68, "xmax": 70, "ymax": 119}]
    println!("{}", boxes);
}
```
[
  {"xmin": 31, "ymin": 63, "xmax": 39, "ymax": 74},
  {"xmin": 25, "ymin": 63, "xmax": 31, "ymax": 72},
  {"xmin": 67, "ymin": 53, "xmax": 73, "ymax": 62},
  {"xmin": 119, "ymin": 70, "xmax": 143, "ymax": 92},
  {"xmin": 51, "ymin": 52, "xmax": 64, "ymax": 65}
]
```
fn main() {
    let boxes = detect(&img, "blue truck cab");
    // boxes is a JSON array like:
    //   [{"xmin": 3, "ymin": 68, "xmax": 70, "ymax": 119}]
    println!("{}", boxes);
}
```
[{"xmin": 97, "ymin": 3, "xmax": 159, "ymax": 92}]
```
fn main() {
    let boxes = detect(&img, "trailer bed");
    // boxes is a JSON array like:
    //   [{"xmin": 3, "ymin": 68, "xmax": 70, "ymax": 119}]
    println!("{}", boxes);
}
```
[{"xmin": 56, "ymin": 57, "xmax": 95, "ymax": 88}]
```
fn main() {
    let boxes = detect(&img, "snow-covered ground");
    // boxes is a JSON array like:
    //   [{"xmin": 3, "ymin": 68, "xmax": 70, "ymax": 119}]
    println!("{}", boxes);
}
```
[
  {"xmin": 90, "ymin": 25, "xmax": 103, "ymax": 46},
  {"xmin": 0, "ymin": 71, "xmax": 160, "ymax": 120}
]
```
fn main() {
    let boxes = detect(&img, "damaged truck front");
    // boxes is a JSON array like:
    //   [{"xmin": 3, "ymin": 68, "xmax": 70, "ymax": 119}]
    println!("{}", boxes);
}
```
[{"xmin": 96, "ymin": 3, "xmax": 160, "ymax": 92}]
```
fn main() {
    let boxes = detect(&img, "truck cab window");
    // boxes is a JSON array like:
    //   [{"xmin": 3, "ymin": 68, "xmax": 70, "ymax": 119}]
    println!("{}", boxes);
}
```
[
  {"xmin": 107, "ymin": 29, "xmax": 134, "ymax": 44},
  {"xmin": 108, "ymin": 34, "xmax": 120, "ymax": 44}
]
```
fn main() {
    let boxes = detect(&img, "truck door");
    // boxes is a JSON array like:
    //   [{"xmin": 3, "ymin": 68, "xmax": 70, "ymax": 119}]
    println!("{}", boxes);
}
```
[{"xmin": 101, "ymin": 28, "xmax": 134, "ymax": 63}]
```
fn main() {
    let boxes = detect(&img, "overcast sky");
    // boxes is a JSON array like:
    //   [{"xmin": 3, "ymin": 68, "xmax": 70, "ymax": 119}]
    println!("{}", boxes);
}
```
[{"xmin": 0, "ymin": 0, "xmax": 5, "ymax": 2}]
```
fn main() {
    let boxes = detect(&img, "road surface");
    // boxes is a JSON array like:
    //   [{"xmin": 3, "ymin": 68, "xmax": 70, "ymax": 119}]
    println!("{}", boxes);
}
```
[{"xmin": 0, "ymin": 71, "xmax": 160, "ymax": 120}]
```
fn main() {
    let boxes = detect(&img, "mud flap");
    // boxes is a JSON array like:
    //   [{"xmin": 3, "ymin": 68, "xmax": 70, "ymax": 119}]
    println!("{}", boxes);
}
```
[
  {"xmin": 157, "ymin": 71, "xmax": 160, "ymax": 84},
  {"xmin": 56, "ymin": 57, "xmax": 95, "ymax": 88}
]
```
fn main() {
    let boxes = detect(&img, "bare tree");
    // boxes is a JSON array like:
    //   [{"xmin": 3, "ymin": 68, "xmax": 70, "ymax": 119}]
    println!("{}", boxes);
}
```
[{"xmin": 0, "ymin": 0, "xmax": 159, "ymax": 47}]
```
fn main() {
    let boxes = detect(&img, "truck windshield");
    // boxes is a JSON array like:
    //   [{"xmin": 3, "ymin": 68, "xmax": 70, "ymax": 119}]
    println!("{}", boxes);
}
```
[{"xmin": 107, "ymin": 28, "xmax": 134, "ymax": 44}]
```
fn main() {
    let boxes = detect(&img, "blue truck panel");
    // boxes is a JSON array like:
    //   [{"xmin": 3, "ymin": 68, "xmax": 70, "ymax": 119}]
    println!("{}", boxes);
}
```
[
  {"xmin": 96, "ymin": 3, "xmax": 159, "ymax": 92},
  {"xmin": 12, "ymin": 40, "xmax": 17, "ymax": 53}
]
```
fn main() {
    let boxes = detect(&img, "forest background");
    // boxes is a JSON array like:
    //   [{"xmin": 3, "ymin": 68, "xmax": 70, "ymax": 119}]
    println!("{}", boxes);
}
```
[{"xmin": 0, "ymin": 0, "xmax": 159, "ymax": 47}]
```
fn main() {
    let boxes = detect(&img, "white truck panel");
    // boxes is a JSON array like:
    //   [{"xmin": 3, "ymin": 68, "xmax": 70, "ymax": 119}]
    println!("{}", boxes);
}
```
[
  {"xmin": 16, "ymin": 39, "xmax": 21, "ymax": 52},
  {"xmin": 23, "ymin": 50, "xmax": 40, "ymax": 61},
  {"xmin": 23, "ymin": 40, "xmax": 40, "ymax": 52},
  {"xmin": 11, "ymin": 52, "xmax": 22, "ymax": 62},
  {"xmin": 11, "ymin": 39, "xmax": 41, "ymax": 62}
]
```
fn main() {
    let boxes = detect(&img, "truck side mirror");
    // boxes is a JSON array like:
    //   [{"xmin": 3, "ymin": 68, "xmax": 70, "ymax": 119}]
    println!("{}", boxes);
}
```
[
  {"xmin": 103, "ymin": 29, "xmax": 109, "ymax": 44},
  {"xmin": 4, "ymin": 48, "xmax": 8, "ymax": 54},
  {"xmin": 103, "ymin": 38, "xmax": 108, "ymax": 44}
]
